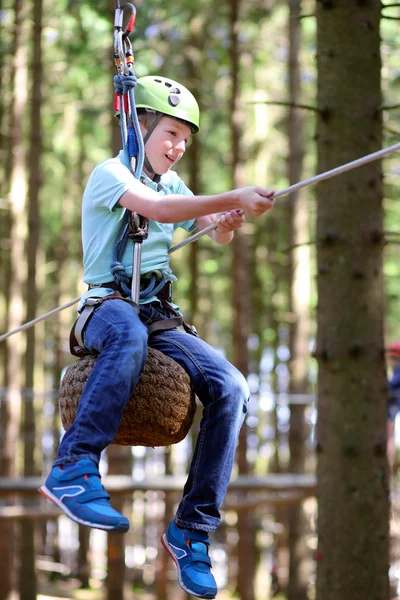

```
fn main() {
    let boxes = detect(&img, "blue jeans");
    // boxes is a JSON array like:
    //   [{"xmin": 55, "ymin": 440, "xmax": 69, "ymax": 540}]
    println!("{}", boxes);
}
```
[{"xmin": 55, "ymin": 299, "xmax": 249, "ymax": 531}]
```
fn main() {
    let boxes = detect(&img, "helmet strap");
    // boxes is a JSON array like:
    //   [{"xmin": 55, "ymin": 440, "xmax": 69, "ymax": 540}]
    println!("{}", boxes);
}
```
[
  {"xmin": 142, "ymin": 112, "xmax": 164, "ymax": 183},
  {"xmin": 144, "ymin": 156, "xmax": 161, "ymax": 183}
]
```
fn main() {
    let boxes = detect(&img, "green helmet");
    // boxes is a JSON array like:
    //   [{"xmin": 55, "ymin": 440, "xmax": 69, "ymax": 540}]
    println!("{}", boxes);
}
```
[{"xmin": 135, "ymin": 76, "xmax": 200, "ymax": 134}]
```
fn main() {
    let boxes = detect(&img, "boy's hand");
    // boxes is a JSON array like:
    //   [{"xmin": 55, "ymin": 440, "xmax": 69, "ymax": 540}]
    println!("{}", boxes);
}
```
[
  {"xmin": 215, "ymin": 209, "xmax": 245, "ymax": 233},
  {"xmin": 235, "ymin": 186, "xmax": 276, "ymax": 216}
]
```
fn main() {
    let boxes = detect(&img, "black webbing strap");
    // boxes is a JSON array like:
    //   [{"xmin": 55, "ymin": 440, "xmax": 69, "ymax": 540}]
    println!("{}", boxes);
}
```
[
  {"xmin": 74, "ymin": 298, "xmax": 101, "ymax": 348},
  {"xmin": 69, "ymin": 294, "xmax": 134, "ymax": 357},
  {"xmin": 147, "ymin": 316, "xmax": 183, "ymax": 336},
  {"xmin": 69, "ymin": 295, "xmax": 187, "ymax": 357}
]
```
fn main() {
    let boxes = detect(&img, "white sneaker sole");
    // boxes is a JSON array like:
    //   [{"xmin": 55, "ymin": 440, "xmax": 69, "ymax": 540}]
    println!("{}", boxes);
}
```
[
  {"xmin": 161, "ymin": 534, "xmax": 216, "ymax": 599},
  {"xmin": 39, "ymin": 486, "xmax": 128, "ymax": 532}
]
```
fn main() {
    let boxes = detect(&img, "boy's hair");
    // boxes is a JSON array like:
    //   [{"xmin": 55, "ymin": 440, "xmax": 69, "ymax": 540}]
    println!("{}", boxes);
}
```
[
  {"xmin": 137, "ymin": 108, "xmax": 196, "ymax": 134},
  {"xmin": 137, "ymin": 108, "xmax": 157, "ymax": 130}
]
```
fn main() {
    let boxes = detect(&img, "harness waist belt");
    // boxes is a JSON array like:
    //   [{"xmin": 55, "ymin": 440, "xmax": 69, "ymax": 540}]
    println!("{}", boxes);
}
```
[{"xmin": 88, "ymin": 279, "xmax": 172, "ymax": 301}]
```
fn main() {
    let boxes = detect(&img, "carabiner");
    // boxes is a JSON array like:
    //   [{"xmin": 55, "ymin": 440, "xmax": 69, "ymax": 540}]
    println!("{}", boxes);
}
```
[
  {"xmin": 114, "ymin": 3, "xmax": 136, "ymax": 37},
  {"xmin": 114, "ymin": 3, "xmax": 136, "ymax": 75},
  {"xmin": 122, "ymin": 3, "xmax": 136, "ymax": 38}
]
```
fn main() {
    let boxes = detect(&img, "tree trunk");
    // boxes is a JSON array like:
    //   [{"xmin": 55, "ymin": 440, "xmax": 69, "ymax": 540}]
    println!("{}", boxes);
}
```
[
  {"xmin": 315, "ymin": 2, "xmax": 389, "ymax": 599},
  {"xmin": 156, "ymin": 449, "xmax": 175, "ymax": 600},
  {"xmin": 0, "ymin": 0, "xmax": 27, "ymax": 597},
  {"xmin": 106, "ymin": 37, "xmax": 132, "ymax": 595},
  {"xmin": 187, "ymin": 136, "xmax": 200, "ymax": 324},
  {"xmin": 229, "ymin": 0, "xmax": 256, "ymax": 597},
  {"xmin": 286, "ymin": 1, "xmax": 310, "ymax": 599},
  {"xmin": 106, "ymin": 445, "xmax": 132, "ymax": 600},
  {"xmin": 183, "ymin": 9, "xmax": 207, "ymax": 326},
  {"xmin": 19, "ymin": 0, "xmax": 43, "ymax": 597},
  {"xmin": 0, "ymin": 0, "xmax": 11, "ymax": 388}
]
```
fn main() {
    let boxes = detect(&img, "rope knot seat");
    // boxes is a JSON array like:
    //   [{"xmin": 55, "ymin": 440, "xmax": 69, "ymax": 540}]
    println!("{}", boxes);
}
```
[{"xmin": 59, "ymin": 348, "xmax": 196, "ymax": 447}]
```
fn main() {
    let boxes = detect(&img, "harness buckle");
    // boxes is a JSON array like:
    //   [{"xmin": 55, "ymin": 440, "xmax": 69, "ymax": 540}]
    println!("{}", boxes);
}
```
[{"xmin": 84, "ymin": 297, "xmax": 103, "ymax": 307}]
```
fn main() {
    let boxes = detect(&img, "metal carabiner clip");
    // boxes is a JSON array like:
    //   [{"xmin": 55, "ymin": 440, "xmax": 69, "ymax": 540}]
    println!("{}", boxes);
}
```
[
  {"xmin": 114, "ymin": 3, "xmax": 136, "ymax": 75},
  {"xmin": 121, "ymin": 3, "xmax": 136, "ymax": 38}
]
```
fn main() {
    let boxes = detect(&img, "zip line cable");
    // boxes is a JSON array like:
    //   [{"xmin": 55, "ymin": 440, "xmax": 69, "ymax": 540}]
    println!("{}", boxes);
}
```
[
  {"xmin": 169, "ymin": 140, "xmax": 400, "ymax": 254},
  {"xmin": 0, "ymin": 297, "xmax": 81, "ymax": 343},
  {"xmin": 1, "ymin": 141, "xmax": 399, "ymax": 343}
]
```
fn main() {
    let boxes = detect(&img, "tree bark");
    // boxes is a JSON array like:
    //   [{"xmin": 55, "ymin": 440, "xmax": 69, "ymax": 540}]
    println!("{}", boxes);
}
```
[
  {"xmin": 19, "ymin": 0, "xmax": 43, "ymax": 597},
  {"xmin": 230, "ymin": 0, "xmax": 256, "ymax": 598},
  {"xmin": 106, "ymin": 445, "xmax": 132, "ymax": 600},
  {"xmin": 315, "ymin": 2, "xmax": 389, "ymax": 599},
  {"xmin": 286, "ymin": 1, "xmax": 310, "ymax": 599},
  {"xmin": 0, "ymin": 0, "xmax": 27, "ymax": 597}
]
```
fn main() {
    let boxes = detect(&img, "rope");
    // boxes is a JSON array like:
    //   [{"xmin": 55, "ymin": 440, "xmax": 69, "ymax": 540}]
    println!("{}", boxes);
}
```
[
  {"xmin": 110, "ymin": 214, "xmax": 131, "ymax": 296},
  {"xmin": 169, "ymin": 141, "xmax": 400, "ymax": 254},
  {"xmin": 113, "ymin": 71, "xmax": 145, "ymax": 175},
  {"xmin": 0, "ymin": 297, "xmax": 81, "ymax": 343},
  {"xmin": 140, "ymin": 272, "xmax": 167, "ymax": 300},
  {"xmin": 110, "ymin": 11, "xmax": 150, "ymax": 301},
  {"xmin": 2, "ymin": 131, "xmax": 398, "ymax": 343}
]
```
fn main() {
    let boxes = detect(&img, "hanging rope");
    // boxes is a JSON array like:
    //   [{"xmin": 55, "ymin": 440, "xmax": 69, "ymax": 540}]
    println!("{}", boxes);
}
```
[
  {"xmin": 110, "ymin": 1, "xmax": 151, "ymax": 302},
  {"xmin": 110, "ymin": 216, "xmax": 131, "ymax": 296}
]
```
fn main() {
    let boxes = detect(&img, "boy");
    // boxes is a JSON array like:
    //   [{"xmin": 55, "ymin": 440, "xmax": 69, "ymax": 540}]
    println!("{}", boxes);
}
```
[{"xmin": 39, "ymin": 75, "xmax": 275, "ymax": 599}]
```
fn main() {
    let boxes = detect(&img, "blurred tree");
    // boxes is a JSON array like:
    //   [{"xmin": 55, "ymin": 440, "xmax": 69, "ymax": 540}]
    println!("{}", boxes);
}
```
[
  {"xmin": 229, "ymin": 0, "xmax": 257, "ymax": 598},
  {"xmin": 286, "ymin": 1, "xmax": 311, "ymax": 599},
  {"xmin": 18, "ymin": 0, "xmax": 43, "ymax": 596},
  {"xmin": 0, "ymin": 0, "xmax": 13, "ymax": 382},
  {"xmin": 0, "ymin": 0, "xmax": 27, "ymax": 596},
  {"xmin": 106, "ymin": 446, "xmax": 133, "ymax": 600}
]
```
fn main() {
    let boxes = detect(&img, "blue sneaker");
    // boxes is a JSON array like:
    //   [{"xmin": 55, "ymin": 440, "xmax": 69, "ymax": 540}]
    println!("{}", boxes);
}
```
[
  {"xmin": 39, "ymin": 459, "xmax": 129, "ymax": 532},
  {"xmin": 161, "ymin": 520, "xmax": 217, "ymax": 599}
]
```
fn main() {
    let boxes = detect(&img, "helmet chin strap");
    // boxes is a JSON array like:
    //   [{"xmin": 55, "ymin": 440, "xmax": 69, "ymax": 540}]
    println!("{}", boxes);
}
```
[
  {"xmin": 142, "ymin": 112, "xmax": 164, "ymax": 183},
  {"xmin": 143, "ymin": 156, "xmax": 160, "ymax": 183}
]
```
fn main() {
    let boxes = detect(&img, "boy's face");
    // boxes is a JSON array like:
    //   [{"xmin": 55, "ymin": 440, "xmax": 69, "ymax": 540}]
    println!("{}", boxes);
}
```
[{"xmin": 140, "ymin": 116, "xmax": 192, "ymax": 176}]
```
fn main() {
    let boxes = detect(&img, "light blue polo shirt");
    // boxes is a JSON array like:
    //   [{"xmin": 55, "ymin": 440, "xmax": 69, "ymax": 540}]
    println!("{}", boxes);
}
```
[{"xmin": 79, "ymin": 150, "xmax": 196, "ymax": 310}]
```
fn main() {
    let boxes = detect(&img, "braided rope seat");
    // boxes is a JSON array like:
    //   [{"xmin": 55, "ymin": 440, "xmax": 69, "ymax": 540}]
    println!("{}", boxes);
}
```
[{"xmin": 59, "ymin": 348, "xmax": 196, "ymax": 447}]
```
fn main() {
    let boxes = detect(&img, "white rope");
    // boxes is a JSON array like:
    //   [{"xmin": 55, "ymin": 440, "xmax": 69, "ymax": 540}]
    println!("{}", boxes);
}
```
[
  {"xmin": 0, "ymin": 297, "xmax": 81, "ymax": 343},
  {"xmin": 169, "ymin": 141, "xmax": 400, "ymax": 254},
  {"xmin": 2, "ymin": 140, "xmax": 399, "ymax": 342}
]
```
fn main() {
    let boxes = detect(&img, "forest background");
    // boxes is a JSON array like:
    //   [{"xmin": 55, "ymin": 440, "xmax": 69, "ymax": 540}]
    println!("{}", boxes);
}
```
[{"xmin": 1, "ymin": 1, "xmax": 400, "ymax": 600}]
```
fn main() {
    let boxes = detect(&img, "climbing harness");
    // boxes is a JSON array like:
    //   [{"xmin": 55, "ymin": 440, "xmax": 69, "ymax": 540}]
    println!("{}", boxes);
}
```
[{"xmin": 70, "ymin": 294, "xmax": 130, "ymax": 357}]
